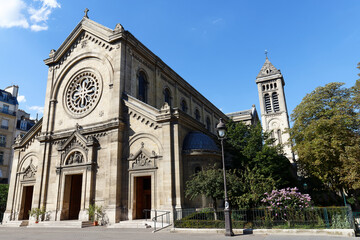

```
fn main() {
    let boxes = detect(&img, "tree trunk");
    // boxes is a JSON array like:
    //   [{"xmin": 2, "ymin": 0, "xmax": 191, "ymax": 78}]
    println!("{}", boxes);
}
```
[{"xmin": 212, "ymin": 198, "xmax": 218, "ymax": 220}]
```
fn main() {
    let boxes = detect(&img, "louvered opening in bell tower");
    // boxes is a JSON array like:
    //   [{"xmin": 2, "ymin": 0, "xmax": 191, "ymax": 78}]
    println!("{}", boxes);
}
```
[
  {"xmin": 264, "ymin": 94, "xmax": 272, "ymax": 113},
  {"xmin": 272, "ymin": 92, "xmax": 280, "ymax": 112}
]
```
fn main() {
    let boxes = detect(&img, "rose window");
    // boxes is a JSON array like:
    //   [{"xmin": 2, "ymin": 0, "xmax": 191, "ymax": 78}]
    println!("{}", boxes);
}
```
[{"xmin": 65, "ymin": 72, "xmax": 101, "ymax": 116}]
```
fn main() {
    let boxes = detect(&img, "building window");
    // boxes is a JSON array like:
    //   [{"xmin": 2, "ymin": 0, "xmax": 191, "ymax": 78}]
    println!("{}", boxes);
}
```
[
  {"xmin": 277, "ymin": 129, "xmax": 282, "ymax": 144},
  {"xmin": 2, "ymin": 105, "xmax": 9, "ymax": 114},
  {"xmin": 1, "ymin": 119, "xmax": 9, "ymax": 130},
  {"xmin": 20, "ymin": 120, "xmax": 27, "ymax": 130},
  {"xmin": 206, "ymin": 117, "xmax": 211, "ymax": 131},
  {"xmin": 164, "ymin": 88, "xmax": 171, "ymax": 106},
  {"xmin": 138, "ymin": 71, "xmax": 148, "ymax": 103},
  {"xmin": 195, "ymin": 109, "xmax": 201, "ymax": 121},
  {"xmin": 0, "ymin": 135, "xmax": 5, "ymax": 147},
  {"xmin": 264, "ymin": 94, "xmax": 272, "ymax": 113},
  {"xmin": 195, "ymin": 166, "xmax": 201, "ymax": 174},
  {"xmin": 0, "ymin": 152, "xmax": 3, "ymax": 165},
  {"xmin": 0, "ymin": 169, "xmax": 2, "ymax": 178},
  {"xmin": 181, "ymin": 99, "xmax": 188, "ymax": 113},
  {"xmin": 272, "ymin": 92, "xmax": 280, "ymax": 112}
]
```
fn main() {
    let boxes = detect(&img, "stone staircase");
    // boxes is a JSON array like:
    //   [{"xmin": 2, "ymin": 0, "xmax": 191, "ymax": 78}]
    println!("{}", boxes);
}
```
[
  {"xmin": 1, "ymin": 220, "xmax": 28, "ymax": 227},
  {"xmin": 108, "ymin": 220, "xmax": 153, "ymax": 229},
  {"xmin": 27, "ymin": 220, "xmax": 93, "ymax": 228}
]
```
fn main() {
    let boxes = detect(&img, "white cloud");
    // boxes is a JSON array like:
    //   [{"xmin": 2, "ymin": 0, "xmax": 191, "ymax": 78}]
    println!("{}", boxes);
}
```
[
  {"xmin": 212, "ymin": 18, "xmax": 223, "ymax": 25},
  {"xmin": 29, "ymin": 105, "xmax": 44, "ymax": 114},
  {"xmin": 0, "ymin": 0, "xmax": 29, "ymax": 28},
  {"xmin": 31, "ymin": 24, "xmax": 48, "ymax": 31},
  {"xmin": 0, "ymin": 0, "xmax": 60, "ymax": 31},
  {"xmin": 18, "ymin": 95, "xmax": 26, "ymax": 103}
]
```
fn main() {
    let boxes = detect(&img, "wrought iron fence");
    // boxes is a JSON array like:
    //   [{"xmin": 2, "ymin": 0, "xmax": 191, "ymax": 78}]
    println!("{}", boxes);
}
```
[{"xmin": 174, "ymin": 207, "xmax": 355, "ymax": 229}]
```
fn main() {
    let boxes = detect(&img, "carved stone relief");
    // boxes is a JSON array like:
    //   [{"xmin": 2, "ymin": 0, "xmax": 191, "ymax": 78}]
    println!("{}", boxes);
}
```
[
  {"xmin": 132, "ymin": 152, "xmax": 152, "ymax": 169},
  {"xmin": 65, "ymin": 151, "xmax": 84, "ymax": 165}
]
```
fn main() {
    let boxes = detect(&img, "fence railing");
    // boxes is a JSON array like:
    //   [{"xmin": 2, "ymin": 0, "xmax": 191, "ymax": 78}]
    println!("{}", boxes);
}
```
[
  {"xmin": 144, "ymin": 209, "xmax": 171, "ymax": 232},
  {"xmin": 174, "ymin": 207, "xmax": 355, "ymax": 229}
]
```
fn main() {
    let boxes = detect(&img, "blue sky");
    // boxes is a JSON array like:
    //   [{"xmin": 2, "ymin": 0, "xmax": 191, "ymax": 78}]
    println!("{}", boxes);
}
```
[{"xmin": 0, "ymin": 0, "xmax": 359, "ymax": 122}]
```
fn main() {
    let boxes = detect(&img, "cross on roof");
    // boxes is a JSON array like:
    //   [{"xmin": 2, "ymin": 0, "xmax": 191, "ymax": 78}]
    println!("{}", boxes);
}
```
[{"xmin": 265, "ymin": 49, "xmax": 268, "ymax": 58}]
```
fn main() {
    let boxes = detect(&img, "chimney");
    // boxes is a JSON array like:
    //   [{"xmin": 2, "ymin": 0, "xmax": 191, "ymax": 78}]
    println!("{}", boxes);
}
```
[{"xmin": 5, "ymin": 85, "xmax": 19, "ymax": 98}]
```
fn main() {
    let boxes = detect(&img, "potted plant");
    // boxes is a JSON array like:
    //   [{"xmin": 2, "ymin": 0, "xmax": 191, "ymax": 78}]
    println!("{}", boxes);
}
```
[
  {"xmin": 29, "ymin": 207, "xmax": 45, "ymax": 223},
  {"xmin": 87, "ymin": 204, "xmax": 103, "ymax": 226}
]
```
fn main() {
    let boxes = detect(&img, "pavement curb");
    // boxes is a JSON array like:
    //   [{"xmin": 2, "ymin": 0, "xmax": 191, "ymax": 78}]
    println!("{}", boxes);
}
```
[{"xmin": 170, "ymin": 228, "xmax": 355, "ymax": 237}]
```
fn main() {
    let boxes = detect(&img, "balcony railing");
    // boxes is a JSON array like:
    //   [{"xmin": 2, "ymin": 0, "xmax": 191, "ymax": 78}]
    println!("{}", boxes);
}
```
[
  {"xmin": 0, "ymin": 107, "xmax": 15, "ymax": 116},
  {"xmin": 0, "ymin": 125, "xmax": 8, "ymax": 130}
]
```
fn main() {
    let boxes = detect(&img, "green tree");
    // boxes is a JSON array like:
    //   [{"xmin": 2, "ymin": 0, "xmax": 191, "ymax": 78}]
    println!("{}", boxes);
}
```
[
  {"xmin": 290, "ymin": 82, "xmax": 360, "ymax": 199},
  {"xmin": 185, "ymin": 166, "xmax": 228, "ymax": 211},
  {"xmin": 0, "ymin": 184, "xmax": 9, "ymax": 213},
  {"xmin": 226, "ymin": 120, "xmax": 295, "ymax": 189}
]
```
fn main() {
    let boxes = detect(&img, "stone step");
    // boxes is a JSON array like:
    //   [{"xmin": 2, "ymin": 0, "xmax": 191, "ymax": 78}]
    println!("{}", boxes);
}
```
[
  {"xmin": 1, "ymin": 221, "xmax": 25, "ymax": 228},
  {"xmin": 28, "ymin": 220, "xmax": 93, "ymax": 228},
  {"xmin": 20, "ymin": 220, "xmax": 29, "ymax": 227},
  {"xmin": 108, "ymin": 220, "xmax": 153, "ymax": 229}
]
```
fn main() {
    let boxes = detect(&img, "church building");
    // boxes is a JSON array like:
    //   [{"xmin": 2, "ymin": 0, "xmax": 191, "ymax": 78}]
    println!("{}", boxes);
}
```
[
  {"xmin": 3, "ymin": 13, "xmax": 291, "ymax": 226},
  {"xmin": 256, "ymin": 57, "xmax": 295, "ymax": 163}
]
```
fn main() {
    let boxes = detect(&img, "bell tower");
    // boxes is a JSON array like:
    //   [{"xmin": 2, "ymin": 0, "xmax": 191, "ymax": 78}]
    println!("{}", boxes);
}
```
[{"xmin": 256, "ymin": 56, "xmax": 295, "ymax": 163}]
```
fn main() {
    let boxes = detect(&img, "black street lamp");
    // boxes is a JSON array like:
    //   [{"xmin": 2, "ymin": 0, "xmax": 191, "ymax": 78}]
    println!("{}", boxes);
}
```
[{"xmin": 216, "ymin": 118, "xmax": 234, "ymax": 237}]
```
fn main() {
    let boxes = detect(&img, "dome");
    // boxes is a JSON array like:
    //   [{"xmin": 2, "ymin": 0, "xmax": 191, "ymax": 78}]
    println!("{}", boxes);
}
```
[{"xmin": 183, "ymin": 132, "xmax": 219, "ymax": 152}]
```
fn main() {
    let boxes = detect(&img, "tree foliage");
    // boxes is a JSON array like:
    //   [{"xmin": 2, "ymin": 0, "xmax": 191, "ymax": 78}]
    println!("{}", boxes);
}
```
[
  {"xmin": 290, "ymin": 82, "xmax": 360, "ymax": 199},
  {"xmin": 185, "ymin": 120, "xmax": 296, "ymax": 209},
  {"xmin": 185, "ymin": 166, "xmax": 240, "ymax": 210},
  {"xmin": 0, "ymin": 184, "xmax": 9, "ymax": 213},
  {"xmin": 226, "ymin": 121, "xmax": 295, "ymax": 189}
]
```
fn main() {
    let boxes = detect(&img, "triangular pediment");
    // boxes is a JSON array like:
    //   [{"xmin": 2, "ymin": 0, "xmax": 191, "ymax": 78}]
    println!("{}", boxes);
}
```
[
  {"xmin": 22, "ymin": 163, "xmax": 37, "ymax": 180},
  {"xmin": 44, "ymin": 17, "xmax": 124, "ymax": 66},
  {"xmin": 14, "ymin": 118, "xmax": 42, "ymax": 150},
  {"xmin": 57, "ymin": 129, "xmax": 95, "ymax": 152}
]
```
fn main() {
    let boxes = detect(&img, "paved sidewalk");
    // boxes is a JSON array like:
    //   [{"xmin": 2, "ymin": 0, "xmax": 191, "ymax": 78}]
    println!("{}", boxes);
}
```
[{"xmin": 0, "ymin": 227, "xmax": 356, "ymax": 240}]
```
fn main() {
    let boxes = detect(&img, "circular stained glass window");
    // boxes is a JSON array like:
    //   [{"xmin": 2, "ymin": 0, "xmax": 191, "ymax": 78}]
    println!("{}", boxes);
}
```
[{"xmin": 65, "ymin": 72, "xmax": 101, "ymax": 117}]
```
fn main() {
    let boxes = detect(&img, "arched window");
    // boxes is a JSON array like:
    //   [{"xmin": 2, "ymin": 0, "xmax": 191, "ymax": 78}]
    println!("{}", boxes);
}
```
[
  {"xmin": 181, "ymin": 99, "xmax": 188, "ymax": 113},
  {"xmin": 274, "ymin": 83, "xmax": 277, "ymax": 88},
  {"xmin": 264, "ymin": 94, "xmax": 272, "ymax": 113},
  {"xmin": 163, "ymin": 88, "xmax": 171, "ymax": 106},
  {"xmin": 272, "ymin": 92, "xmax": 280, "ymax": 112},
  {"xmin": 195, "ymin": 109, "xmax": 201, "ymax": 121},
  {"xmin": 277, "ymin": 129, "xmax": 282, "ymax": 144},
  {"xmin": 262, "ymin": 85, "xmax": 265, "ymax": 91},
  {"xmin": 206, "ymin": 117, "xmax": 211, "ymax": 131},
  {"xmin": 195, "ymin": 166, "xmax": 202, "ymax": 174},
  {"xmin": 138, "ymin": 71, "xmax": 148, "ymax": 103}
]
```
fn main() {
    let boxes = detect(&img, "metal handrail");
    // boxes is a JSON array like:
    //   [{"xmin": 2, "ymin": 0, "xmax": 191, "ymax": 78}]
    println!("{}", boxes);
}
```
[{"xmin": 143, "ymin": 209, "xmax": 171, "ymax": 232}]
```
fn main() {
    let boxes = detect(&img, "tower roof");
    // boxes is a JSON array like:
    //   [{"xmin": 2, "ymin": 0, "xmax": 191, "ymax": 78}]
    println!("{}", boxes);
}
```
[{"xmin": 256, "ymin": 57, "xmax": 281, "ymax": 79}]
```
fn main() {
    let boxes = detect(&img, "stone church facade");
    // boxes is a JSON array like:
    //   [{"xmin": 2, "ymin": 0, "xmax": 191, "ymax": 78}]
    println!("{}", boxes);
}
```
[
  {"xmin": 3, "ymin": 14, "xmax": 293, "ymax": 226},
  {"xmin": 3, "ymin": 16, "xmax": 228, "ymax": 225}
]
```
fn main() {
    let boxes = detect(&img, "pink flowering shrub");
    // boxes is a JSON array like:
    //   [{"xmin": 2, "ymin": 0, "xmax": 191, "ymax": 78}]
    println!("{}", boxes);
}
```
[{"xmin": 261, "ymin": 187, "xmax": 312, "ymax": 211}]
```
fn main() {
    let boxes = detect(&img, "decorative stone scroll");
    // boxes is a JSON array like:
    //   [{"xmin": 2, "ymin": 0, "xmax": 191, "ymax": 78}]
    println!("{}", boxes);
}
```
[{"xmin": 65, "ymin": 151, "xmax": 84, "ymax": 165}]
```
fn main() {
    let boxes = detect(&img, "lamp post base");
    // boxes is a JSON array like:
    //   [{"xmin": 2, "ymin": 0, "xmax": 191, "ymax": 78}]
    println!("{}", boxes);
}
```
[{"xmin": 224, "ymin": 208, "xmax": 234, "ymax": 236}]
